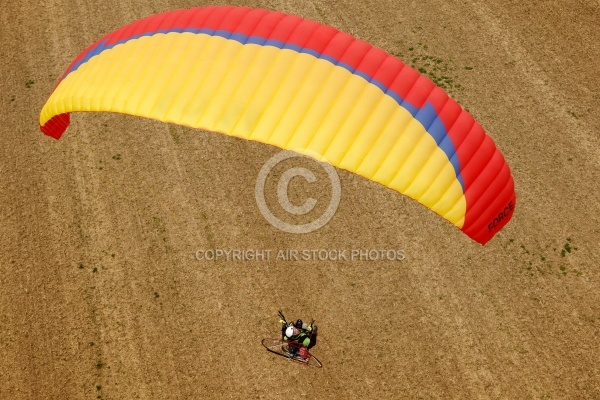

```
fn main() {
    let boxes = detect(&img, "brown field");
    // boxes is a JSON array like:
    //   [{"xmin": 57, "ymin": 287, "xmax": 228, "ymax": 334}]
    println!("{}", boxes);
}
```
[{"xmin": 1, "ymin": 0, "xmax": 599, "ymax": 398}]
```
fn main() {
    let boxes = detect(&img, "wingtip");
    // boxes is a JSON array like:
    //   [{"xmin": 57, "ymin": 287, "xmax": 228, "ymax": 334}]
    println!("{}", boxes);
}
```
[{"xmin": 40, "ymin": 113, "xmax": 70, "ymax": 139}]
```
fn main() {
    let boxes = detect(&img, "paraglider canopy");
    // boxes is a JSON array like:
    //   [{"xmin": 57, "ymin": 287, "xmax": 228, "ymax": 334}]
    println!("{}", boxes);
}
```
[{"xmin": 40, "ymin": 6, "xmax": 515, "ymax": 244}]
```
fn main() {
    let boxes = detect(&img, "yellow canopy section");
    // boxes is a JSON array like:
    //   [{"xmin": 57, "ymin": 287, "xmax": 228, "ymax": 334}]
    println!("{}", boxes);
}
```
[{"xmin": 40, "ymin": 32, "xmax": 466, "ymax": 227}]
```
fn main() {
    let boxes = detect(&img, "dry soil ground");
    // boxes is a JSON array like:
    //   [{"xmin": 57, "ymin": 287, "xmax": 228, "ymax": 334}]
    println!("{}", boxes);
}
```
[{"xmin": 1, "ymin": 0, "xmax": 599, "ymax": 399}]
